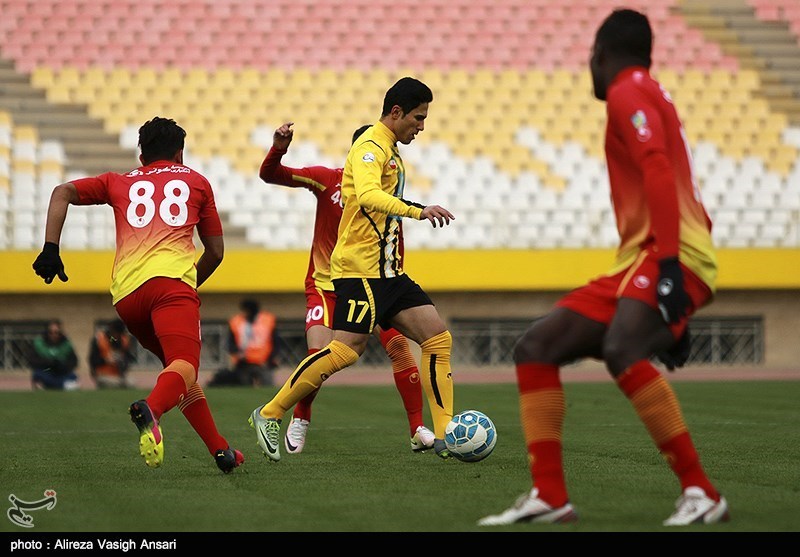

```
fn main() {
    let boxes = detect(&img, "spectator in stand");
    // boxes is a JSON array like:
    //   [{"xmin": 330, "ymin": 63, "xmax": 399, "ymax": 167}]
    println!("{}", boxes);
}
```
[
  {"xmin": 216, "ymin": 298, "xmax": 279, "ymax": 387},
  {"xmin": 89, "ymin": 319, "xmax": 135, "ymax": 389},
  {"xmin": 29, "ymin": 319, "xmax": 79, "ymax": 391}
]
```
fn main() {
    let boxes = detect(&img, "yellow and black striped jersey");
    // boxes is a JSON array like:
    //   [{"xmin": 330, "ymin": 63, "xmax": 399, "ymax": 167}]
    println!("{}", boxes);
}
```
[{"xmin": 331, "ymin": 121, "xmax": 424, "ymax": 279}]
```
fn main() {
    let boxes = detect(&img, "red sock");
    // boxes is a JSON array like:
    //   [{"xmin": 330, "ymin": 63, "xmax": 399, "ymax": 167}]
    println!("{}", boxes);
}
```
[
  {"xmin": 178, "ymin": 384, "xmax": 228, "ymax": 455},
  {"xmin": 393, "ymin": 367, "xmax": 424, "ymax": 436},
  {"xmin": 146, "ymin": 371, "xmax": 188, "ymax": 419},
  {"xmin": 381, "ymin": 328, "xmax": 424, "ymax": 436},
  {"xmin": 617, "ymin": 360, "xmax": 720, "ymax": 500},
  {"xmin": 292, "ymin": 348, "xmax": 320, "ymax": 422},
  {"xmin": 516, "ymin": 362, "xmax": 568, "ymax": 507}
]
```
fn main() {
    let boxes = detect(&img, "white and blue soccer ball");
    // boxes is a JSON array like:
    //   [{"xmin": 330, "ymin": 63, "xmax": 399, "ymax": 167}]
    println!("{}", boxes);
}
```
[{"xmin": 444, "ymin": 410, "xmax": 497, "ymax": 462}]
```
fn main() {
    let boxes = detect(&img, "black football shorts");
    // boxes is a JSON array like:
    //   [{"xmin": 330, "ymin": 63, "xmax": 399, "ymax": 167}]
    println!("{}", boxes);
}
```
[{"xmin": 332, "ymin": 274, "xmax": 433, "ymax": 334}]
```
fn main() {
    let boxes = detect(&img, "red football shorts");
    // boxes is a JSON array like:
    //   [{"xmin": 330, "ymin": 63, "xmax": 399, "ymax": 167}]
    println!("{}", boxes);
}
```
[
  {"xmin": 114, "ymin": 277, "xmax": 202, "ymax": 370},
  {"xmin": 556, "ymin": 252, "xmax": 712, "ymax": 339},
  {"xmin": 304, "ymin": 286, "xmax": 337, "ymax": 332}
]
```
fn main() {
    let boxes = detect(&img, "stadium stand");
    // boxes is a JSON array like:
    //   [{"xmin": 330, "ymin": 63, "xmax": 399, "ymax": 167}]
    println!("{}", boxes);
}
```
[{"xmin": 0, "ymin": 0, "xmax": 797, "ymax": 251}]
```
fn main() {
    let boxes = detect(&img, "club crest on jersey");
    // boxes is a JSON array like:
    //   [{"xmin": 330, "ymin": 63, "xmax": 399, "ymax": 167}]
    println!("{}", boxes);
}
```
[
  {"xmin": 362, "ymin": 152, "xmax": 376, "ymax": 163},
  {"xmin": 633, "ymin": 275, "xmax": 650, "ymax": 289},
  {"xmin": 388, "ymin": 159, "xmax": 397, "ymax": 170},
  {"xmin": 630, "ymin": 110, "xmax": 652, "ymax": 142}
]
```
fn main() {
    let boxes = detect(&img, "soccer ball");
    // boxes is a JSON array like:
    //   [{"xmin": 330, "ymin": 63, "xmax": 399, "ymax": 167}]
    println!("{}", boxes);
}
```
[{"xmin": 444, "ymin": 410, "xmax": 497, "ymax": 462}]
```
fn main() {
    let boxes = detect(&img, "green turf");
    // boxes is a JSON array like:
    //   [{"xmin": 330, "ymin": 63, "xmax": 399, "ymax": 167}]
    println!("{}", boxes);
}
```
[{"xmin": 1, "ymin": 381, "xmax": 799, "ymax": 532}]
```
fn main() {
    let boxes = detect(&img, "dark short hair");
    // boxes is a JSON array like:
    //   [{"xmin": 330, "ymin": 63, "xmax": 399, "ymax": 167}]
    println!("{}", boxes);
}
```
[
  {"xmin": 352, "ymin": 125, "xmax": 371, "ymax": 145},
  {"xmin": 138, "ymin": 117, "xmax": 186, "ymax": 165},
  {"xmin": 595, "ymin": 8, "xmax": 652, "ymax": 67},
  {"xmin": 381, "ymin": 77, "xmax": 433, "ymax": 117},
  {"xmin": 241, "ymin": 298, "xmax": 260, "ymax": 314},
  {"xmin": 108, "ymin": 319, "xmax": 126, "ymax": 334}
]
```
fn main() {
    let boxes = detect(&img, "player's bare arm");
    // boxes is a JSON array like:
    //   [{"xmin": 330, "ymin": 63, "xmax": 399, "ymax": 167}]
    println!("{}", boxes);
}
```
[
  {"xmin": 32, "ymin": 182, "xmax": 79, "ymax": 284},
  {"xmin": 196, "ymin": 235, "xmax": 224, "ymax": 288}
]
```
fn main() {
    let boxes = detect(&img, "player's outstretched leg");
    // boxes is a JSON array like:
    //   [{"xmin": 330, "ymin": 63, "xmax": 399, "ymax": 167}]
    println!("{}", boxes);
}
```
[
  {"xmin": 249, "ymin": 405, "xmax": 282, "ymax": 462},
  {"xmin": 418, "ymin": 331, "xmax": 454, "ymax": 459},
  {"xmin": 129, "ymin": 399, "xmax": 164, "ymax": 468}
]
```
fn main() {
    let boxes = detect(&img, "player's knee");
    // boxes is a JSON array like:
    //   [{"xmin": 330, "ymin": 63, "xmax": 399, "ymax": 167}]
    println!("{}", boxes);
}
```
[
  {"xmin": 514, "ymin": 329, "xmax": 550, "ymax": 364},
  {"xmin": 421, "ymin": 330, "xmax": 451, "ymax": 353},
  {"xmin": 601, "ymin": 336, "xmax": 639, "ymax": 376}
]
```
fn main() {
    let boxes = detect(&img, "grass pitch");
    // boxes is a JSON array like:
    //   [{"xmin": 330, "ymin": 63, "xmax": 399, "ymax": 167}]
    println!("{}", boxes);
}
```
[{"xmin": 1, "ymin": 381, "xmax": 799, "ymax": 534}]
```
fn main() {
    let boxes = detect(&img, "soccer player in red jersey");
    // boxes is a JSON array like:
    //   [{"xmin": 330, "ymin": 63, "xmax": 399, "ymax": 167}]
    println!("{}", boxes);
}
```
[
  {"xmin": 32, "ymin": 117, "xmax": 244, "ymax": 473},
  {"xmin": 258, "ymin": 121, "xmax": 435, "ymax": 454},
  {"xmin": 479, "ymin": 9, "xmax": 729, "ymax": 526}
]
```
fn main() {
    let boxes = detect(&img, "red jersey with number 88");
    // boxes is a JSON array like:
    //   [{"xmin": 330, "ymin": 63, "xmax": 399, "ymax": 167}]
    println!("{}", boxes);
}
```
[{"xmin": 71, "ymin": 161, "xmax": 223, "ymax": 304}]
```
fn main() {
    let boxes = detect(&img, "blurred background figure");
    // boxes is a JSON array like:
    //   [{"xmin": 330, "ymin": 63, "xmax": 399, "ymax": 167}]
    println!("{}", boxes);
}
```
[
  {"xmin": 89, "ymin": 319, "xmax": 135, "ymax": 389},
  {"xmin": 28, "ymin": 319, "xmax": 79, "ymax": 391},
  {"xmin": 209, "ymin": 298, "xmax": 279, "ymax": 387}
]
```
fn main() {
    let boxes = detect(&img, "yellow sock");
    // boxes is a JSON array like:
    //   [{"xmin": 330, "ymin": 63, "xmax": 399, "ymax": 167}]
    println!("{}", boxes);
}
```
[
  {"xmin": 420, "ymin": 331, "xmax": 454, "ymax": 438},
  {"xmin": 261, "ymin": 340, "xmax": 359, "ymax": 419}
]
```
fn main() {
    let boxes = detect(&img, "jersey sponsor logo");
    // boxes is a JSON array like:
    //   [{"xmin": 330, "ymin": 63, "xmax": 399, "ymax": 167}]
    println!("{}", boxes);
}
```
[
  {"xmin": 362, "ymin": 152, "xmax": 376, "ymax": 163},
  {"xmin": 630, "ymin": 110, "xmax": 652, "ymax": 142},
  {"xmin": 633, "ymin": 275, "xmax": 650, "ymax": 289}
]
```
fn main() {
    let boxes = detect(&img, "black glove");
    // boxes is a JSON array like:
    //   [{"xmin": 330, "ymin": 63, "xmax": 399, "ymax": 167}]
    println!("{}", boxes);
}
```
[
  {"xmin": 656, "ymin": 327, "xmax": 691, "ymax": 372},
  {"xmin": 32, "ymin": 242, "xmax": 69, "ymax": 284},
  {"xmin": 656, "ymin": 257, "xmax": 687, "ymax": 324}
]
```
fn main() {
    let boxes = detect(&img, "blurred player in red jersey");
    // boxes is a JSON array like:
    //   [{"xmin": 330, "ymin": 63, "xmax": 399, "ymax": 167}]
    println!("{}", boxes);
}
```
[
  {"xmin": 32, "ymin": 117, "xmax": 244, "ymax": 474},
  {"xmin": 258, "ymin": 121, "xmax": 435, "ymax": 455},
  {"xmin": 479, "ymin": 9, "xmax": 729, "ymax": 527}
]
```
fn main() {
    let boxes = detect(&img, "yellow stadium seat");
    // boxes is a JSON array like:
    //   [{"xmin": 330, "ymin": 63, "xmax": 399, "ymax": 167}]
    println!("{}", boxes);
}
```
[
  {"xmin": 238, "ymin": 68, "xmax": 262, "ymax": 89},
  {"xmin": 549, "ymin": 69, "xmax": 575, "ymax": 91},
  {"xmin": 208, "ymin": 68, "xmax": 234, "ymax": 91},
  {"xmin": 159, "ymin": 68, "xmax": 184, "ymax": 92},
  {"xmin": 497, "ymin": 69, "xmax": 522, "ymax": 90},
  {"xmin": 287, "ymin": 68, "xmax": 314, "ymax": 94},
  {"xmin": 30, "ymin": 67, "xmax": 55, "ymax": 89},
  {"xmin": 108, "ymin": 68, "xmax": 132, "ymax": 89},
  {"xmin": 339, "ymin": 68, "xmax": 365, "ymax": 92},
  {"xmin": 680, "ymin": 68, "xmax": 706, "ymax": 88},
  {"xmin": 184, "ymin": 68, "xmax": 210, "ymax": 89},
  {"xmin": 735, "ymin": 70, "xmax": 760, "ymax": 91},
  {"xmin": 706, "ymin": 69, "xmax": 733, "ymax": 91},
  {"xmin": 132, "ymin": 68, "xmax": 158, "ymax": 90},
  {"xmin": 655, "ymin": 68, "xmax": 679, "ymax": 91},
  {"xmin": 83, "ymin": 67, "xmax": 107, "ymax": 87},
  {"xmin": 419, "ymin": 68, "xmax": 445, "ymax": 92},
  {"xmin": 443, "ymin": 68, "xmax": 470, "ymax": 92},
  {"xmin": 770, "ymin": 148, "xmax": 799, "ymax": 175},
  {"xmin": 102, "ymin": 113, "xmax": 130, "ymax": 134}
]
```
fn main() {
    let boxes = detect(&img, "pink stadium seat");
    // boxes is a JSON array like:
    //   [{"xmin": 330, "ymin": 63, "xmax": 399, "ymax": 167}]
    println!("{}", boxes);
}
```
[{"xmin": 0, "ymin": 0, "xmax": 741, "ymax": 72}]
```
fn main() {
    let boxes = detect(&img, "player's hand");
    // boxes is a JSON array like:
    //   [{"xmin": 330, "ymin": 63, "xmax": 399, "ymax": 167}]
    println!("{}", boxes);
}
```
[
  {"xmin": 421, "ymin": 205, "xmax": 455, "ymax": 228},
  {"xmin": 273, "ymin": 122, "xmax": 294, "ymax": 150},
  {"xmin": 656, "ymin": 327, "xmax": 691, "ymax": 372},
  {"xmin": 32, "ymin": 242, "xmax": 68, "ymax": 284},
  {"xmin": 656, "ymin": 257, "xmax": 687, "ymax": 323}
]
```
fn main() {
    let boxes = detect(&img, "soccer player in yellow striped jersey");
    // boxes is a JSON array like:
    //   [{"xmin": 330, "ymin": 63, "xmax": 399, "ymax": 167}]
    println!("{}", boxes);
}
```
[{"xmin": 250, "ymin": 77, "xmax": 458, "ymax": 461}]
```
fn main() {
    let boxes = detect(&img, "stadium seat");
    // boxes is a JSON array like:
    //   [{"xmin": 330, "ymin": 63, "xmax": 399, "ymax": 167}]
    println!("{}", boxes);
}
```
[{"xmin": 0, "ymin": 0, "xmax": 794, "ymax": 251}]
